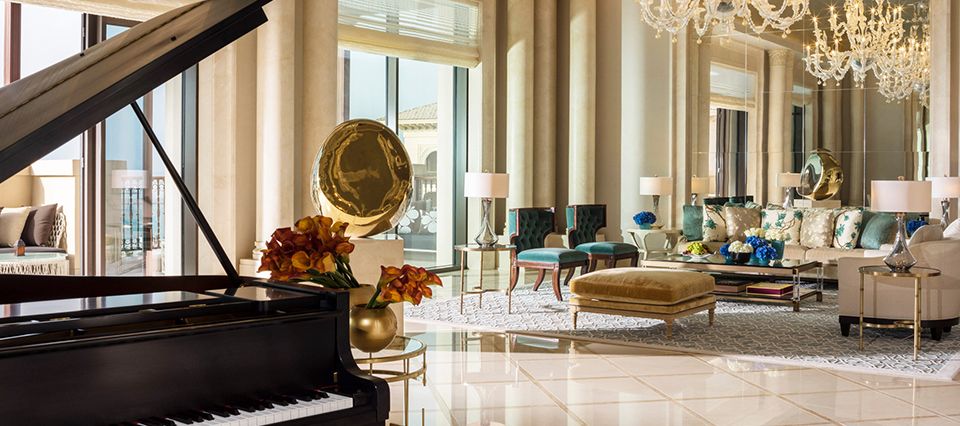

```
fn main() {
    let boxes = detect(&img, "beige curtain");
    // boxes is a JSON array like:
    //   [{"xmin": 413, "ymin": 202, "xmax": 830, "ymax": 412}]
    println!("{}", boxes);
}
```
[{"xmin": 17, "ymin": 0, "xmax": 191, "ymax": 21}]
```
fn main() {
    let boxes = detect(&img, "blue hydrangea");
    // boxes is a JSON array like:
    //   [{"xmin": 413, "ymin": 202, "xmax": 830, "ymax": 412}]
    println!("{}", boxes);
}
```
[
  {"xmin": 633, "ymin": 211, "xmax": 657, "ymax": 225},
  {"xmin": 719, "ymin": 243, "xmax": 731, "ymax": 257},
  {"xmin": 907, "ymin": 219, "xmax": 927, "ymax": 236},
  {"xmin": 745, "ymin": 236, "xmax": 768, "ymax": 249},
  {"xmin": 755, "ymin": 244, "xmax": 778, "ymax": 262}
]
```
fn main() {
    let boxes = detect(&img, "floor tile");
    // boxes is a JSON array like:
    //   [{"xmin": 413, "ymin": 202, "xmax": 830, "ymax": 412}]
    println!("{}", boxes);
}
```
[
  {"xmin": 387, "ymin": 409, "xmax": 455, "ymax": 426},
  {"xmin": 833, "ymin": 371, "xmax": 959, "ymax": 390},
  {"xmin": 388, "ymin": 382, "xmax": 443, "ymax": 413},
  {"xmin": 784, "ymin": 390, "xmax": 936, "ymax": 423},
  {"xmin": 736, "ymin": 368, "xmax": 868, "ymax": 394},
  {"xmin": 537, "ymin": 377, "xmax": 666, "ymax": 405},
  {"xmin": 516, "ymin": 357, "xmax": 623, "ymax": 380},
  {"xmin": 846, "ymin": 417, "xmax": 960, "ymax": 425},
  {"xmin": 431, "ymin": 381, "xmax": 558, "ymax": 409},
  {"xmin": 427, "ymin": 359, "xmax": 526, "ymax": 384},
  {"xmin": 566, "ymin": 401, "xmax": 710, "ymax": 426},
  {"xmin": 883, "ymin": 386, "xmax": 960, "ymax": 416},
  {"xmin": 697, "ymin": 355, "xmax": 806, "ymax": 373},
  {"xmin": 451, "ymin": 404, "xmax": 584, "ymax": 426},
  {"xmin": 642, "ymin": 371, "xmax": 768, "ymax": 400},
  {"xmin": 424, "ymin": 347, "xmax": 507, "ymax": 364},
  {"xmin": 581, "ymin": 342, "xmax": 681, "ymax": 357},
  {"xmin": 607, "ymin": 354, "xmax": 720, "ymax": 376},
  {"xmin": 679, "ymin": 395, "xmax": 830, "ymax": 426}
]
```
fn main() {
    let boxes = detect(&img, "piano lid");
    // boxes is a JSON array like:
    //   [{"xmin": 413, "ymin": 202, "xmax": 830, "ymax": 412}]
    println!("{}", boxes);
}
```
[{"xmin": 0, "ymin": 0, "xmax": 270, "ymax": 183}]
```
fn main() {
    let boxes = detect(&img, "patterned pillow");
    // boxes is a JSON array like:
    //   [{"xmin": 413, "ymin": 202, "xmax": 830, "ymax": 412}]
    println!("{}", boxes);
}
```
[
  {"xmin": 724, "ymin": 206, "xmax": 761, "ymax": 242},
  {"xmin": 833, "ymin": 209, "xmax": 864, "ymax": 249},
  {"xmin": 761, "ymin": 209, "xmax": 802, "ymax": 245},
  {"xmin": 800, "ymin": 208, "xmax": 839, "ymax": 249},
  {"xmin": 702, "ymin": 205, "xmax": 728, "ymax": 242}
]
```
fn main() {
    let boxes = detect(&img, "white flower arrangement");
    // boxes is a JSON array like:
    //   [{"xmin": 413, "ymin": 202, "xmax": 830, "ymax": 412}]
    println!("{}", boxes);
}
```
[
  {"xmin": 744, "ymin": 228, "xmax": 766, "ymax": 239},
  {"xmin": 765, "ymin": 229, "xmax": 786, "ymax": 242},
  {"xmin": 728, "ymin": 241, "xmax": 754, "ymax": 253}
]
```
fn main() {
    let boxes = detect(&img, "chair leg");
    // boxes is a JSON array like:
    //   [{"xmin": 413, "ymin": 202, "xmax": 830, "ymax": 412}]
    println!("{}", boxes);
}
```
[
  {"xmin": 563, "ymin": 268, "xmax": 576, "ymax": 287},
  {"xmin": 509, "ymin": 265, "xmax": 520, "ymax": 292},
  {"xmin": 709, "ymin": 308, "xmax": 715, "ymax": 326},
  {"xmin": 551, "ymin": 267, "xmax": 562, "ymax": 301},
  {"xmin": 630, "ymin": 254, "xmax": 639, "ymax": 267},
  {"xmin": 580, "ymin": 263, "xmax": 589, "ymax": 276},
  {"xmin": 605, "ymin": 258, "xmax": 616, "ymax": 269},
  {"xmin": 665, "ymin": 318, "xmax": 674, "ymax": 338},
  {"xmin": 588, "ymin": 258, "xmax": 598, "ymax": 272},
  {"xmin": 572, "ymin": 309, "xmax": 579, "ymax": 329},
  {"xmin": 532, "ymin": 269, "xmax": 546, "ymax": 291}
]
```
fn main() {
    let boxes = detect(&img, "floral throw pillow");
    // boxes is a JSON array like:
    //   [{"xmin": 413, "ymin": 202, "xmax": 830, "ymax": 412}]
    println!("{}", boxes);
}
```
[
  {"xmin": 724, "ymin": 206, "xmax": 761, "ymax": 242},
  {"xmin": 800, "ymin": 208, "xmax": 839, "ymax": 249},
  {"xmin": 761, "ymin": 209, "xmax": 802, "ymax": 245},
  {"xmin": 702, "ymin": 205, "xmax": 728, "ymax": 242},
  {"xmin": 833, "ymin": 209, "xmax": 864, "ymax": 249}
]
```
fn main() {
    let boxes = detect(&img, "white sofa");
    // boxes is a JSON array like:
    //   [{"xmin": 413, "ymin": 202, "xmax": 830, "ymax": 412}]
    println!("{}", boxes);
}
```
[{"xmin": 837, "ymin": 237, "xmax": 960, "ymax": 340}]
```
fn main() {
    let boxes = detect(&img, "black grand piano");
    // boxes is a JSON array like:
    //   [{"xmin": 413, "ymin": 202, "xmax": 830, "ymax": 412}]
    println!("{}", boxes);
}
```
[{"xmin": 0, "ymin": 1, "xmax": 389, "ymax": 424}]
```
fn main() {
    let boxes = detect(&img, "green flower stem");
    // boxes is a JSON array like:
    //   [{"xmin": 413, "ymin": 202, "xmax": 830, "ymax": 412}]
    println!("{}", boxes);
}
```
[{"xmin": 365, "ymin": 286, "xmax": 388, "ymax": 309}]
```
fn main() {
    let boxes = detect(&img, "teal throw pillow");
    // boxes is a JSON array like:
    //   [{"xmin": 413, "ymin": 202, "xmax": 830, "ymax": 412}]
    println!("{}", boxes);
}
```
[
  {"xmin": 860, "ymin": 213, "xmax": 898, "ymax": 249},
  {"xmin": 682, "ymin": 205, "xmax": 703, "ymax": 241}
]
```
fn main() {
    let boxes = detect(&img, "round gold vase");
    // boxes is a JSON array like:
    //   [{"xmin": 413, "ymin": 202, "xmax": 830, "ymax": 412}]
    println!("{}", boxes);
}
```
[{"xmin": 349, "ymin": 305, "xmax": 398, "ymax": 353}]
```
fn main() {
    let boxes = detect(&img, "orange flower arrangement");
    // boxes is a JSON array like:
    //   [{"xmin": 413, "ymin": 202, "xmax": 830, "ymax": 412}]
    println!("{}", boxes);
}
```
[
  {"xmin": 366, "ymin": 265, "xmax": 443, "ymax": 309},
  {"xmin": 258, "ymin": 215, "xmax": 360, "ymax": 288}
]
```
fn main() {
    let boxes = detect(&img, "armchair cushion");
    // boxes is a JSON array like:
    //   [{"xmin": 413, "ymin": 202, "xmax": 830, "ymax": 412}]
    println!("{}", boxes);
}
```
[
  {"xmin": 517, "ymin": 248, "xmax": 588, "ymax": 264},
  {"xmin": 575, "ymin": 242, "xmax": 638, "ymax": 256},
  {"xmin": 910, "ymin": 225, "xmax": 943, "ymax": 247},
  {"xmin": 944, "ymin": 218, "xmax": 960, "ymax": 239},
  {"xmin": 566, "ymin": 205, "xmax": 605, "ymax": 247}
]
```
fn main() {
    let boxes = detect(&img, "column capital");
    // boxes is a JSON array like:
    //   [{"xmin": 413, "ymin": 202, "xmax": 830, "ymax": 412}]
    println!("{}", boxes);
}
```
[{"xmin": 768, "ymin": 49, "xmax": 793, "ymax": 67}]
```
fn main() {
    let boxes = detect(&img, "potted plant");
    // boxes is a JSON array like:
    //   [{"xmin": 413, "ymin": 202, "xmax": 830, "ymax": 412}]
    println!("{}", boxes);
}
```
[
  {"xmin": 633, "ymin": 211, "xmax": 657, "ymax": 230},
  {"xmin": 745, "ymin": 227, "xmax": 785, "ymax": 260},
  {"xmin": 350, "ymin": 265, "xmax": 443, "ymax": 352}
]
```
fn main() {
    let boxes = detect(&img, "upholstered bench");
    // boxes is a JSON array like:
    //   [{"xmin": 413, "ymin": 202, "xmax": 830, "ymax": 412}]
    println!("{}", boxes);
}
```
[{"xmin": 569, "ymin": 268, "xmax": 716, "ymax": 337}]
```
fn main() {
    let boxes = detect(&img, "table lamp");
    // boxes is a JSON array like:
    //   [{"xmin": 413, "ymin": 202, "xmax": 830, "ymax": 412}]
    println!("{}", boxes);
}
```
[
  {"xmin": 778, "ymin": 172, "xmax": 802, "ymax": 209},
  {"xmin": 464, "ymin": 172, "xmax": 509, "ymax": 247},
  {"xmin": 638, "ymin": 176, "xmax": 673, "ymax": 227},
  {"xmin": 871, "ymin": 177, "xmax": 932, "ymax": 272},
  {"xmin": 690, "ymin": 176, "xmax": 710, "ymax": 205},
  {"xmin": 927, "ymin": 176, "xmax": 960, "ymax": 230}
]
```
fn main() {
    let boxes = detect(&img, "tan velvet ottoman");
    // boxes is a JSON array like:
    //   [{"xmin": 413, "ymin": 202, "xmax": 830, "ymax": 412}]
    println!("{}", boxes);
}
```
[{"xmin": 569, "ymin": 268, "xmax": 716, "ymax": 337}]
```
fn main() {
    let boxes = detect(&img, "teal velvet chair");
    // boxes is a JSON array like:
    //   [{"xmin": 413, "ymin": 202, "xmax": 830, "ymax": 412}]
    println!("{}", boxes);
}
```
[
  {"xmin": 566, "ymin": 204, "xmax": 640, "ymax": 271},
  {"xmin": 509, "ymin": 207, "xmax": 589, "ymax": 301}
]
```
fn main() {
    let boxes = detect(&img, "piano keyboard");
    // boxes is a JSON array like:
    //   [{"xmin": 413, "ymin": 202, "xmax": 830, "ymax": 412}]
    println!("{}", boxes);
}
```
[{"xmin": 128, "ymin": 390, "xmax": 354, "ymax": 426}]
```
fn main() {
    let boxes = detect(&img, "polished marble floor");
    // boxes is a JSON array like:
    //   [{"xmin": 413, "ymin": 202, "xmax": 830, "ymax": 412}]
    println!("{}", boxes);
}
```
[{"xmin": 376, "ymin": 268, "xmax": 960, "ymax": 425}]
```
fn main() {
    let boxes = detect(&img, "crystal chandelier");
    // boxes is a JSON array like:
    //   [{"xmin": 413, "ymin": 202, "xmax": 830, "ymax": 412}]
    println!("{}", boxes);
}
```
[
  {"xmin": 637, "ymin": 0, "xmax": 809, "ymax": 42},
  {"xmin": 803, "ymin": 0, "xmax": 905, "ymax": 88},
  {"xmin": 877, "ymin": 25, "xmax": 930, "ymax": 104}
]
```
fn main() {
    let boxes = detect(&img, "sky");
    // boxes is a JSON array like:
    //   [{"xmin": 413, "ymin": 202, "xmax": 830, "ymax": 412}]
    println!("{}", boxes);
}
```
[{"xmin": 348, "ymin": 50, "xmax": 441, "ymax": 120}]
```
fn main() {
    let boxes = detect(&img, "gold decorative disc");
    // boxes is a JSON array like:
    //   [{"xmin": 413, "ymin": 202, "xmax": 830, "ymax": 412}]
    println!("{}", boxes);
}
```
[
  {"xmin": 799, "ymin": 149, "xmax": 844, "ymax": 201},
  {"xmin": 311, "ymin": 119, "xmax": 413, "ymax": 237}
]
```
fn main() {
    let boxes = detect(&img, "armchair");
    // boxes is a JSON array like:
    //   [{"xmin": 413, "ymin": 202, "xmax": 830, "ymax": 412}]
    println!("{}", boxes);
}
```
[
  {"xmin": 566, "ymin": 204, "xmax": 639, "ymax": 271},
  {"xmin": 838, "ymin": 238, "xmax": 960, "ymax": 340},
  {"xmin": 509, "ymin": 207, "xmax": 589, "ymax": 301}
]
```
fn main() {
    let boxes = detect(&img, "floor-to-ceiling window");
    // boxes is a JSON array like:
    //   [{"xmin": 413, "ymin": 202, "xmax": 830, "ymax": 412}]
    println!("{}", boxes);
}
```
[{"xmin": 342, "ymin": 49, "xmax": 467, "ymax": 270}]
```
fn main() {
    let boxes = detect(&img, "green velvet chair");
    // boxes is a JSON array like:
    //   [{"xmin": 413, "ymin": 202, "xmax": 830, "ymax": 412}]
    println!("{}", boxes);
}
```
[
  {"xmin": 509, "ymin": 207, "xmax": 589, "ymax": 301},
  {"xmin": 566, "ymin": 204, "xmax": 640, "ymax": 271}
]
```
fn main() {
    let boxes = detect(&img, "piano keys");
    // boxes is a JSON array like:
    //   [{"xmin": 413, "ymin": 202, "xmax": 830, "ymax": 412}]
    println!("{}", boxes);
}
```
[{"xmin": 0, "ymin": 0, "xmax": 389, "ymax": 424}]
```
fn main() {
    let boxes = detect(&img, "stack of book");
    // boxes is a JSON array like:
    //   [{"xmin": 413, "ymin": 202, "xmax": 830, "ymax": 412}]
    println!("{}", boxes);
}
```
[
  {"xmin": 746, "ymin": 283, "xmax": 795, "ymax": 298},
  {"xmin": 714, "ymin": 280, "xmax": 750, "ymax": 294}
]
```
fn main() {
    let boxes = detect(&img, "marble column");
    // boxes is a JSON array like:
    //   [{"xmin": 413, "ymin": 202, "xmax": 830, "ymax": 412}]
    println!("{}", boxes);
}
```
[
  {"xmin": 505, "ymin": 0, "xmax": 534, "ymax": 210},
  {"xmin": 302, "ymin": 0, "xmax": 339, "ymax": 217},
  {"xmin": 568, "ymin": 0, "xmax": 596, "ymax": 205},
  {"xmin": 766, "ymin": 49, "xmax": 793, "ymax": 204},
  {"xmin": 533, "ymin": 0, "xmax": 557, "ymax": 209},
  {"xmin": 849, "ymin": 86, "xmax": 865, "ymax": 205},
  {"xmin": 468, "ymin": 0, "xmax": 499, "ymax": 270},
  {"xmin": 929, "ymin": 0, "xmax": 959, "ymax": 218},
  {"xmin": 256, "ymin": 0, "xmax": 298, "ymax": 250},
  {"xmin": 820, "ymin": 86, "xmax": 841, "ymax": 153}
]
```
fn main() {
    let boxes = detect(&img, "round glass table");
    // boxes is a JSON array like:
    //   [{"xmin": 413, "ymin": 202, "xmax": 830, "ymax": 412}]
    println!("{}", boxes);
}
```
[{"xmin": 353, "ymin": 336, "xmax": 426, "ymax": 425}]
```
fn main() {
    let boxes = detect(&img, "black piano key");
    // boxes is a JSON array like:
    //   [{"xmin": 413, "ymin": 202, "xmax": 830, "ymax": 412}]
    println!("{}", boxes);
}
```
[
  {"xmin": 205, "ymin": 405, "xmax": 231, "ymax": 418},
  {"xmin": 148, "ymin": 417, "xmax": 176, "ymax": 426},
  {"xmin": 291, "ymin": 391, "xmax": 315, "ymax": 402},
  {"xmin": 165, "ymin": 414, "xmax": 194, "ymax": 424},
  {"xmin": 186, "ymin": 410, "xmax": 214, "ymax": 421},
  {"xmin": 220, "ymin": 405, "xmax": 241, "ymax": 416}
]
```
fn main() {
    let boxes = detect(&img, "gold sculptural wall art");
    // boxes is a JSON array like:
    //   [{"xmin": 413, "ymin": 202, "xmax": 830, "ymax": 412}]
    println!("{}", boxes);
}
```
[
  {"xmin": 799, "ymin": 149, "xmax": 844, "ymax": 201},
  {"xmin": 311, "ymin": 119, "xmax": 413, "ymax": 237}
]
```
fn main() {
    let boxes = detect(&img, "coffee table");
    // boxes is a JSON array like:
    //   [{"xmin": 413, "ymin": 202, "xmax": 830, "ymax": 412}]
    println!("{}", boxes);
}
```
[{"xmin": 642, "ymin": 254, "xmax": 824, "ymax": 312}]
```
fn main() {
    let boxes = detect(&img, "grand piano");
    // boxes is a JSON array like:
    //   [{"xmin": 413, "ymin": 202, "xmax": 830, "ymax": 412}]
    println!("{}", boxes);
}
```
[{"xmin": 0, "ymin": 1, "xmax": 389, "ymax": 425}]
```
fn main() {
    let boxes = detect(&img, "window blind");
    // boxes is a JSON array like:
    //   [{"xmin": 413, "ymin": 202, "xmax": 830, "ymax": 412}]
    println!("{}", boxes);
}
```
[{"xmin": 338, "ymin": 0, "xmax": 480, "ymax": 68}]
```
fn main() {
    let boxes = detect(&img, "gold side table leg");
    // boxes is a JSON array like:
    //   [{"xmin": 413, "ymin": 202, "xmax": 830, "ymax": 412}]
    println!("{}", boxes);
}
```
[
  {"xmin": 915, "ymin": 277, "xmax": 921, "ymax": 361},
  {"xmin": 508, "ymin": 251, "xmax": 513, "ymax": 314},
  {"xmin": 478, "ymin": 254, "xmax": 484, "ymax": 309},
  {"xmin": 459, "ymin": 250, "xmax": 466, "ymax": 315},
  {"xmin": 403, "ymin": 358, "xmax": 410, "ymax": 426},
  {"xmin": 858, "ymin": 273, "xmax": 863, "ymax": 351}
]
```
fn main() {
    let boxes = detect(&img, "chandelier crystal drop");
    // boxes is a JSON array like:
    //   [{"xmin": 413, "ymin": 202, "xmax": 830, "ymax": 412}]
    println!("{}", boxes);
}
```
[
  {"xmin": 803, "ymin": 0, "xmax": 905, "ymax": 88},
  {"xmin": 636, "ymin": 0, "xmax": 809, "ymax": 43},
  {"xmin": 877, "ymin": 25, "xmax": 930, "ymax": 105}
]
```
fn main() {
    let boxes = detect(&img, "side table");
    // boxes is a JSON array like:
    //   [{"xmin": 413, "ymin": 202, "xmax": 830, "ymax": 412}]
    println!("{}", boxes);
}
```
[
  {"xmin": 858, "ymin": 266, "xmax": 941, "ymax": 360},
  {"xmin": 626, "ymin": 228, "xmax": 683, "ymax": 260},
  {"xmin": 353, "ymin": 336, "xmax": 426, "ymax": 426},
  {"xmin": 454, "ymin": 244, "xmax": 517, "ymax": 314}
]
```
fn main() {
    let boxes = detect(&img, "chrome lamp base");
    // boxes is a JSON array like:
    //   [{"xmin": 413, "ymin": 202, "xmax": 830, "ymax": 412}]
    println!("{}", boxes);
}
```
[
  {"xmin": 884, "ymin": 213, "xmax": 917, "ymax": 273},
  {"xmin": 474, "ymin": 198, "xmax": 498, "ymax": 247},
  {"xmin": 942, "ymin": 199, "xmax": 952, "ymax": 230},
  {"xmin": 782, "ymin": 187, "xmax": 795, "ymax": 209}
]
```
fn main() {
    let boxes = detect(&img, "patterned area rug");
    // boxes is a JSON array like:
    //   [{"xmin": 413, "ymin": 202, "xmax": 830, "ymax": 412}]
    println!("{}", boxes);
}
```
[{"xmin": 407, "ymin": 287, "xmax": 960, "ymax": 380}]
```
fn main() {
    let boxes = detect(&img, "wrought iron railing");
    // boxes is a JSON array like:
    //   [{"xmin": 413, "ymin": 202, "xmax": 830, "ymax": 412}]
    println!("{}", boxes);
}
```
[{"xmin": 119, "ymin": 177, "xmax": 165, "ymax": 252}]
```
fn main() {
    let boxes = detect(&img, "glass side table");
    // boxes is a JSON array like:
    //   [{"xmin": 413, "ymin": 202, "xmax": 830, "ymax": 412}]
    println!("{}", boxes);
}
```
[
  {"xmin": 858, "ymin": 266, "xmax": 942, "ymax": 360},
  {"xmin": 626, "ymin": 228, "xmax": 683, "ymax": 260},
  {"xmin": 454, "ymin": 244, "xmax": 516, "ymax": 314},
  {"xmin": 353, "ymin": 336, "xmax": 426, "ymax": 426}
]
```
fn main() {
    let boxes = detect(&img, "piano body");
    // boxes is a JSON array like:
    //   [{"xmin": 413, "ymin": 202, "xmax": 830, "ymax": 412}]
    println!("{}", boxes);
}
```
[{"xmin": 0, "ymin": 1, "xmax": 389, "ymax": 425}]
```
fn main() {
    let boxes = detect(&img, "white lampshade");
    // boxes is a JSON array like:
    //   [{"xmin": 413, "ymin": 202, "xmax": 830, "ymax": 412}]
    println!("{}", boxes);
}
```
[
  {"xmin": 778, "ymin": 172, "xmax": 802, "ymax": 188},
  {"xmin": 691, "ymin": 177, "xmax": 710, "ymax": 194},
  {"xmin": 464, "ymin": 172, "xmax": 509, "ymax": 198},
  {"xmin": 928, "ymin": 177, "xmax": 960, "ymax": 198},
  {"xmin": 638, "ymin": 176, "xmax": 673, "ymax": 196},
  {"xmin": 871, "ymin": 180, "xmax": 932, "ymax": 213}
]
